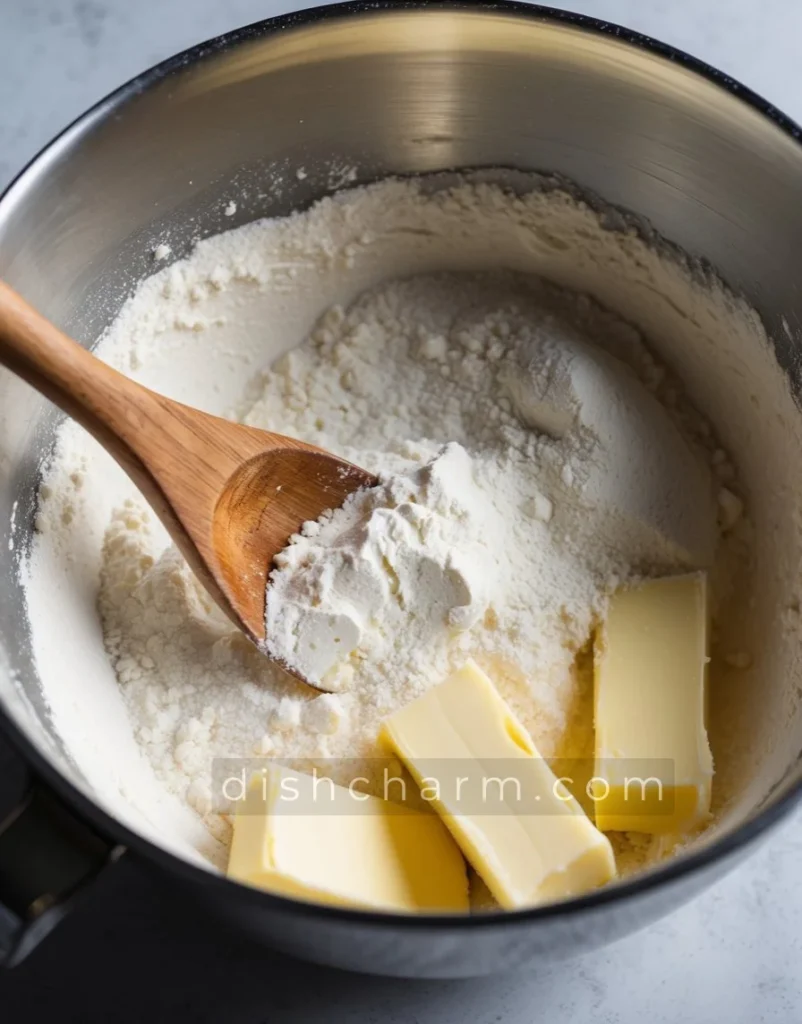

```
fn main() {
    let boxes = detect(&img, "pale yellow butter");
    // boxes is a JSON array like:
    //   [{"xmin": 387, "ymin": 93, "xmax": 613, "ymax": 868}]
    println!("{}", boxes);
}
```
[
  {"xmin": 381, "ymin": 661, "xmax": 616, "ymax": 910},
  {"xmin": 227, "ymin": 764, "xmax": 469, "ymax": 913},
  {"xmin": 593, "ymin": 572, "xmax": 713, "ymax": 834}
]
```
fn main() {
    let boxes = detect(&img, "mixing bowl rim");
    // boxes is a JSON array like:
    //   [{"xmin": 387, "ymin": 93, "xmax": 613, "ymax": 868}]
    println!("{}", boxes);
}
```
[{"xmin": 1, "ymin": 0, "xmax": 800, "ymax": 930}]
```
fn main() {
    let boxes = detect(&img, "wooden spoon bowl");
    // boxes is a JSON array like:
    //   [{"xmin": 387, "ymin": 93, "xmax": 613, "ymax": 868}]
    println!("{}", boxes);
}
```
[{"xmin": 0, "ymin": 282, "xmax": 376, "ymax": 665}]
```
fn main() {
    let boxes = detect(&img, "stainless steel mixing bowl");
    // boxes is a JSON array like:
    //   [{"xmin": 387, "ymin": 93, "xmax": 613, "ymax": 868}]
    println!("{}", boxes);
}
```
[{"xmin": 1, "ymin": 0, "xmax": 802, "ymax": 977}]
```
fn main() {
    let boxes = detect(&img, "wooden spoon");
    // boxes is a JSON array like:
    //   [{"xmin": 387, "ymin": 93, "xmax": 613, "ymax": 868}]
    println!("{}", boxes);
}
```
[{"xmin": 0, "ymin": 281, "xmax": 377, "ymax": 670}]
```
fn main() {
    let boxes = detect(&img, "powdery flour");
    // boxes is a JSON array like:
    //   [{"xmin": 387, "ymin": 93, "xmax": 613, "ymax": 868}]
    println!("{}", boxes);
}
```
[
  {"xmin": 31, "ymin": 176, "xmax": 766, "ymax": 880},
  {"xmin": 263, "ymin": 274, "xmax": 722, "ymax": 697}
]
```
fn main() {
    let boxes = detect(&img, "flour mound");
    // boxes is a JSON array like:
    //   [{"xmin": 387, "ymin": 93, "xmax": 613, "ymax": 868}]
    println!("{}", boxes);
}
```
[
  {"xmin": 266, "ymin": 443, "xmax": 494, "ymax": 690},
  {"xmin": 29, "ymin": 175, "xmax": 749, "ymax": 882},
  {"xmin": 264, "ymin": 274, "xmax": 717, "ymax": 693}
]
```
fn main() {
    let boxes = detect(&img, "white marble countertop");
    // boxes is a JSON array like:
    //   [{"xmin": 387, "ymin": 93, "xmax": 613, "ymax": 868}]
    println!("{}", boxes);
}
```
[{"xmin": 1, "ymin": 2, "xmax": 801, "ymax": 1021}]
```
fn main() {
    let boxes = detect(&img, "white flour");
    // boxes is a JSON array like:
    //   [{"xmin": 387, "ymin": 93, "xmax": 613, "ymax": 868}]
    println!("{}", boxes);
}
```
[
  {"xmin": 264, "ymin": 278, "xmax": 719, "ymax": 694},
  {"xmin": 27, "ymin": 174, "xmax": 792, "ymax": 879},
  {"xmin": 95, "ymin": 247, "xmax": 736, "ymax": 858},
  {"xmin": 266, "ymin": 443, "xmax": 499, "ymax": 691}
]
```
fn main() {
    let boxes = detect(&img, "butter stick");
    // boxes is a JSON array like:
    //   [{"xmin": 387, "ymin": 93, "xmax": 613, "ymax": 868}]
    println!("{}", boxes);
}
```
[
  {"xmin": 227, "ymin": 765, "xmax": 468, "ymax": 913},
  {"xmin": 381, "ymin": 660, "xmax": 616, "ymax": 910},
  {"xmin": 593, "ymin": 572, "xmax": 713, "ymax": 834}
]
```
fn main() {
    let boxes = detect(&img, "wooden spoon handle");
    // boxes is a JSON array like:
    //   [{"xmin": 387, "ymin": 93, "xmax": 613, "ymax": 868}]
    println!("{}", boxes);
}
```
[
  {"xmin": 0, "ymin": 280, "xmax": 163, "ymax": 460},
  {"xmin": 0, "ymin": 282, "xmax": 378, "ymax": 656},
  {"xmin": 0, "ymin": 279, "xmax": 289, "ymax": 555}
]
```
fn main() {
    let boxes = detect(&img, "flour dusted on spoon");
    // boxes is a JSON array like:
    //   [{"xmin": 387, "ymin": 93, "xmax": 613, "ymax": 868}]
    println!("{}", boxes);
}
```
[{"xmin": 266, "ymin": 443, "xmax": 494, "ymax": 690}]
